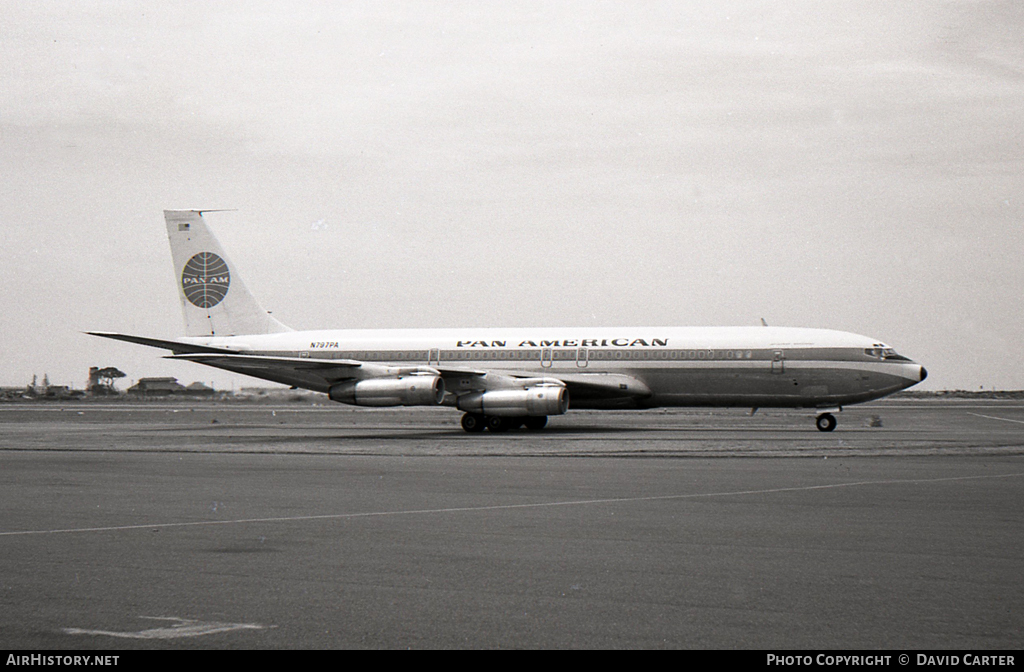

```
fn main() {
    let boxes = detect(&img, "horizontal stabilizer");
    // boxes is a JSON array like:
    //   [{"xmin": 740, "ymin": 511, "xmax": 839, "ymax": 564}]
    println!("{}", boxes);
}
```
[{"xmin": 86, "ymin": 332, "xmax": 234, "ymax": 355}]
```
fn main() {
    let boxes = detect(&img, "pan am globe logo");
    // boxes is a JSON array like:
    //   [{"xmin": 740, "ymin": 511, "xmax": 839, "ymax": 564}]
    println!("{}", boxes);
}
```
[{"xmin": 181, "ymin": 252, "xmax": 230, "ymax": 308}]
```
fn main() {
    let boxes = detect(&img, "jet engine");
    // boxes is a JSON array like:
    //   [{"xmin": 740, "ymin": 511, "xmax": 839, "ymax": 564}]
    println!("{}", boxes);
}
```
[
  {"xmin": 457, "ymin": 385, "xmax": 569, "ymax": 417},
  {"xmin": 329, "ymin": 375, "xmax": 445, "ymax": 407}
]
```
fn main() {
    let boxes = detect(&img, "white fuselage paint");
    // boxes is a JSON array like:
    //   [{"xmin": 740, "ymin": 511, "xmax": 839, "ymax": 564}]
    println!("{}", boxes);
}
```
[
  {"xmin": 140, "ymin": 211, "xmax": 927, "ymax": 424},
  {"xmin": 180, "ymin": 326, "xmax": 926, "ymax": 410}
]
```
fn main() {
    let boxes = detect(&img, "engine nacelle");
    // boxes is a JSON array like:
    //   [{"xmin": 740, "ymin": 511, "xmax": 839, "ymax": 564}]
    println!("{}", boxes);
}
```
[
  {"xmin": 457, "ymin": 386, "xmax": 569, "ymax": 417},
  {"xmin": 329, "ymin": 375, "xmax": 445, "ymax": 407}
]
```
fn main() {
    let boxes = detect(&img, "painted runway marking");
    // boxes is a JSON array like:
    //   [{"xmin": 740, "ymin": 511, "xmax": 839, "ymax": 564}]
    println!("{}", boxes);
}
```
[
  {"xmin": 968, "ymin": 412, "xmax": 1024, "ymax": 425},
  {"xmin": 3, "ymin": 471, "xmax": 1023, "ymax": 538},
  {"xmin": 63, "ymin": 616, "xmax": 269, "ymax": 639}
]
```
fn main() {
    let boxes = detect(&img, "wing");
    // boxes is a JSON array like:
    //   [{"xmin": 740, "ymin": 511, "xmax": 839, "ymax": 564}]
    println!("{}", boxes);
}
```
[
  {"xmin": 167, "ymin": 353, "xmax": 366, "ymax": 392},
  {"xmin": 89, "ymin": 331, "xmax": 653, "ymax": 406}
]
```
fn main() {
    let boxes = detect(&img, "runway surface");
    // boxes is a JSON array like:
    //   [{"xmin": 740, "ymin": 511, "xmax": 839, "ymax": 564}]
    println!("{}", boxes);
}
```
[{"xmin": 1, "ymin": 399, "xmax": 1022, "ymax": 649}]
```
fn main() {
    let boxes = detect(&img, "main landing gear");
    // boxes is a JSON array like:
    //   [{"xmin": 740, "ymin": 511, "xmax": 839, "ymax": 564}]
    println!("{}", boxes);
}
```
[
  {"xmin": 464, "ymin": 411, "xmax": 840, "ymax": 432},
  {"xmin": 461, "ymin": 413, "xmax": 548, "ymax": 433}
]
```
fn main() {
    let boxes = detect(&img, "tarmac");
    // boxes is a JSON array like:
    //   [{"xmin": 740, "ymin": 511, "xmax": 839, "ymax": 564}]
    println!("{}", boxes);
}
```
[{"xmin": 1, "ymin": 398, "xmax": 1022, "ymax": 649}]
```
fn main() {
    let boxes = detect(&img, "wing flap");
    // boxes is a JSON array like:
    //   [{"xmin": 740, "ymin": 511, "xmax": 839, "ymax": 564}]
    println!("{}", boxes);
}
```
[
  {"xmin": 554, "ymin": 373, "xmax": 653, "ymax": 409},
  {"xmin": 436, "ymin": 366, "xmax": 489, "ymax": 378},
  {"xmin": 169, "ymin": 353, "xmax": 363, "ymax": 370}
]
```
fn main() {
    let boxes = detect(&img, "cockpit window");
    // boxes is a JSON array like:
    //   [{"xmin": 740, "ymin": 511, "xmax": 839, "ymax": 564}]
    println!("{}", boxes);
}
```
[{"xmin": 864, "ymin": 347, "xmax": 908, "ymax": 360}]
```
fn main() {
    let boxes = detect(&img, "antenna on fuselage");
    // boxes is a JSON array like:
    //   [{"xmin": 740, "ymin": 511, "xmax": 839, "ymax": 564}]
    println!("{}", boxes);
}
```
[{"xmin": 760, "ymin": 318, "xmax": 768, "ymax": 327}]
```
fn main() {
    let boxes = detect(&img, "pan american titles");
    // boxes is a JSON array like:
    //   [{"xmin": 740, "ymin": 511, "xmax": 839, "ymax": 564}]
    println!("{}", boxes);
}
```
[{"xmin": 457, "ymin": 338, "xmax": 669, "ymax": 348}]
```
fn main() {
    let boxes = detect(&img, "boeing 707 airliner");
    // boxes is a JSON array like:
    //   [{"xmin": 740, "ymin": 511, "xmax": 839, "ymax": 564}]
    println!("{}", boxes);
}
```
[{"xmin": 91, "ymin": 210, "xmax": 927, "ymax": 432}]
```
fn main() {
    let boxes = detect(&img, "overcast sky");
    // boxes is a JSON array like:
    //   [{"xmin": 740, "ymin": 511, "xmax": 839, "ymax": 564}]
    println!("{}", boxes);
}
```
[{"xmin": 2, "ymin": 1, "xmax": 1023, "ymax": 391}]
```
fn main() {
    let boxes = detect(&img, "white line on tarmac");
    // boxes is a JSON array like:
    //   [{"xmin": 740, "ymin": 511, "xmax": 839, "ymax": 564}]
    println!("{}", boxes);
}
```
[
  {"xmin": 3, "ymin": 472, "xmax": 1023, "ymax": 538},
  {"xmin": 968, "ymin": 412, "xmax": 1024, "ymax": 425},
  {"xmin": 63, "ymin": 616, "xmax": 270, "ymax": 639}
]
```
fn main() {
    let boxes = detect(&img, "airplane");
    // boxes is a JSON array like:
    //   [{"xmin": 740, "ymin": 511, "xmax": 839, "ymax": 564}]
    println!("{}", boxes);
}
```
[{"xmin": 90, "ymin": 209, "xmax": 927, "ymax": 433}]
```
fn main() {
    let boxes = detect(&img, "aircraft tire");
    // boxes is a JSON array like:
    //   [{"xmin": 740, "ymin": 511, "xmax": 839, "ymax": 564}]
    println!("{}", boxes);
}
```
[
  {"xmin": 816, "ymin": 413, "xmax": 837, "ymax": 432},
  {"xmin": 461, "ymin": 413, "xmax": 486, "ymax": 433},
  {"xmin": 524, "ymin": 416, "xmax": 548, "ymax": 430},
  {"xmin": 486, "ymin": 415, "xmax": 510, "ymax": 432}
]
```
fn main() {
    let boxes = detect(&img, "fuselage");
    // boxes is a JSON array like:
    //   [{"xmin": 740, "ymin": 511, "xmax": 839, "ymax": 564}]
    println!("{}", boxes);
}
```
[
  {"xmin": 181, "ymin": 325, "xmax": 926, "ymax": 410},
  {"xmin": 94, "ymin": 210, "xmax": 929, "ymax": 433}
]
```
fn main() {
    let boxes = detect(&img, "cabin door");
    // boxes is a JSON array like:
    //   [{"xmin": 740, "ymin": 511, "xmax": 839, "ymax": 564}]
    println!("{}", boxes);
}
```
[{"xmin": 771, "ymin": 350, "xmax": 785, "ymax": 374}]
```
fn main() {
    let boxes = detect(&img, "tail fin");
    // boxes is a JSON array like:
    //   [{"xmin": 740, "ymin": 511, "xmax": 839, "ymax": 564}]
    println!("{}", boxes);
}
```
[{"xmin": 164, "ymin": 210, "xmax": 292, "ymax": 337}]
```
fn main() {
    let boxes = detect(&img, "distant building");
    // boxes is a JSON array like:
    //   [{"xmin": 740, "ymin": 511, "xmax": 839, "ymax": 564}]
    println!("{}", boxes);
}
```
[
  {"xmin": 185, "ymin": 382, "xmax": 215, "ymax": 396},
  {"xmin": 42, "ymin": 385, "xmax": 81, "ymax": 400},
  {"xmin": 128, "ymin": 377, "xmax": 187, "ymax": 396},
  {"xmin": 19, "ymin": 374, "xmax": 83, "ymax": 400},
  {"xmin": 1, "ymin": 386, "xmax": 31, "ymax": 401},
  {"xmin": 127, "ymin": 378, "xmax": 216, "ymax": 397}
]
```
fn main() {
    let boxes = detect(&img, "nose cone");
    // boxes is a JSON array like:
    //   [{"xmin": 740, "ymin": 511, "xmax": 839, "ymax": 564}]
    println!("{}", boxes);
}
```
[{"xmin": 919, "ymin": 366, "xmax": 928, "ymax": 382}]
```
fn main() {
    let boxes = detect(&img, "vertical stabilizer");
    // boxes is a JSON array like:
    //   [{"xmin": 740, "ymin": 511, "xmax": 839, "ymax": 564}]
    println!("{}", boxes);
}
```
[{"xmin": 164, "ymin": 210, "xmax": 292, "ymax": 337}]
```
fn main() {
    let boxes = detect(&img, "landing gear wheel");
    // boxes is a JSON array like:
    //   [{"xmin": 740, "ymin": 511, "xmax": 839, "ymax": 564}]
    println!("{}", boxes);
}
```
[
  {"xmin": 816, "ymin": 413, "xmax": 837, "ymax": 432},
  {"xmin": 524, "ymin": 416, "xmax": 548, "ymax": 430},
  {"xmin": 486, "ymin": 416, "xmax": 509, "ymax": 432},
  {"xmin": 461, "ymin": 413, "xmax": 486, "ymax": 433}
]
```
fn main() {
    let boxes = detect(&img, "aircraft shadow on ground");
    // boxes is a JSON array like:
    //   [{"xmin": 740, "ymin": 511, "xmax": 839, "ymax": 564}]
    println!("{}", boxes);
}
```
[{"xmin": 210, "ymin": 423, "xmax": 794, "ymax": 444}]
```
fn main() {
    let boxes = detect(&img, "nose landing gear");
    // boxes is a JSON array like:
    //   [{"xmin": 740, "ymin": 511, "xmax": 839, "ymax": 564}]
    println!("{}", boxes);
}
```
[{"xmin": 815, "ymin": 413, "xmax": 837, "ymax": 432}]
